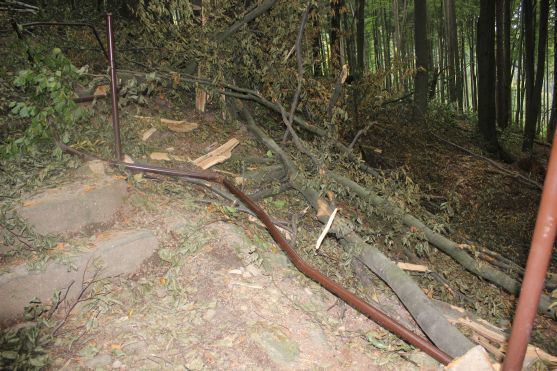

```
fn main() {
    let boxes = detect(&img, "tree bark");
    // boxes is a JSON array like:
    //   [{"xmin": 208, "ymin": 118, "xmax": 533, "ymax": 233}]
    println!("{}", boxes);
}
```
[
  {"xmin": 444, "ymin": 0, "xmax": 461, "ymax": 109},
  {"xmin": 414, "ymin": 0, "xmax": 429, "ymax": 114},
  {"xmin": 356, "ymin": 0, "xmax": 365, "ymax": 75},
  {"xmin": 496, "ymin": 0, "xmax": 508, "ymax": 128},
  {"xmin": 237, "ymin": 103, "xmax": 475, "ymax": 358},
  {"xmin": 330, "ymin": 0, "xmax": 344, "ymax": 71},
  {"xmin": 549, "ymin": 0, "xmax": 557, "ymax": 142},
  {"xmin": 477, "ymin": 0, "xmax": 498, "ymax": 152},
  {"xmin": 522, "ymin": 0, "xmax": 549, "ymax": 152}
]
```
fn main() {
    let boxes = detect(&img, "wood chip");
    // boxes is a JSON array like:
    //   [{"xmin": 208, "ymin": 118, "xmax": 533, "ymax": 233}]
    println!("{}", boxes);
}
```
[
  {"xmin": 94, "ymin": 84, "xmax": 109, "ymax": 96},
  {"xmin": 134, "ymin": 115, "xmax": 155, "ymax": 121},
  {"xmin": 160, "ymin": 118, "xmax": 198, "ymax": 133},
  {"xmin": 123, "ymin": 155, "xmax": 134, "ymax": 164},
  {"xmin": 150, "ymin": 152, "xmax": 171, "ymax": 161},
  {"xmin": 192, "ymin": 138, "xmax": 239, "ymax": 169},
  {"xmin": 142, "ymin": 128, "xmax": 157, "ymax": 142},
  {"xmin": 396, "ymin": 262, "xmax": 429, "ymax": 272}
]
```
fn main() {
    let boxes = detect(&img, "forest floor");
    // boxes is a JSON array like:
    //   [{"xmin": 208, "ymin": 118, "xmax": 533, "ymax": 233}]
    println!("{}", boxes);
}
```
[{"xmin": 1, "ymin": 21, "xmax": 556, "ymax": 370}]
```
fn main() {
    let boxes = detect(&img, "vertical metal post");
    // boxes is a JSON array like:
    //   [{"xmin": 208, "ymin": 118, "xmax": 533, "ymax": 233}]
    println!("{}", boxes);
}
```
[
  {"xmin": 106, "ymin": 13, "xmax": 122, "ymax": 161},
  {"xmin": 503, "ymin": 139, "xmax": 557, "ymax": 370}
]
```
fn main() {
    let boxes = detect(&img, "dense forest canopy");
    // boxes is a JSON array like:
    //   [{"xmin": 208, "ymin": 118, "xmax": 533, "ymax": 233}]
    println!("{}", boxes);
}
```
[{"xmin": 5, "ymin": 0, "xmax": 557, "ymax": 156}]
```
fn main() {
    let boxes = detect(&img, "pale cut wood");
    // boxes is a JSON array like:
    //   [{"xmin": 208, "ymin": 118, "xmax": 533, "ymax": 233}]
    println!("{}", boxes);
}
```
[
  {"xmin": 160, "ymin": 118, "xmax": 199, "ymax": 133},
  {"xmin": 396, "ymin": 262, "xmax": 429, "ymax": 272},
  {"xmin": 192, "ymin": 138, "xmax": 240, "ymax": 169},
  {"xmin": 435, "ymin": 300, "xmax": 557, "ymax": 367},
  {"xmin": 150, "ymin": 152, "xmax": 171, "ymax": 161},
  {"xmin": 142, "ymin": 128, "xmax": 157, "ymax": 141}
]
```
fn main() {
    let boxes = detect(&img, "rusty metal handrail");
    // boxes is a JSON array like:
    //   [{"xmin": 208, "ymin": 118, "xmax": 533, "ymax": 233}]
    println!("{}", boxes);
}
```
[
  {"xmin": 15, "ymin": 20, "xmax": 109, "ymax": 61},
  {"xmin": 502, "ymin": 141, "xmax": 557, "ymax": 368},
  {"xmin": 61, "ymin": 13, "xmax": 454, "ymax": 365},
  {"xmin": 102, "ymin": 12, "xmax": 453, "ymax": 364},
  {"xmin": 58, "ymin": 140, "xmax": 453, "ymax": 365}
]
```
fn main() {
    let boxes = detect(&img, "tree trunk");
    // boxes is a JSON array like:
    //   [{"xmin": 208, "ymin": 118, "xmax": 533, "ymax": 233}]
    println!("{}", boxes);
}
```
[
  {"xmin": 330, "ymin": 0, "xmax": 344, "ymax": 71},
  {"xmin": 382, "ymin": 8, "xmax": 392, "ymax": 90},
  {"xmin": 496, "ymin": 0, "xmax": 507, "ymax": 128},
  {"xmin": 477, "ymin": 0, "xmax": 498, "ymax": 151},
  {"xmin": 522, "ymin": 0, "xmax": 549, "ymax": 152},
  {"xmin": 312, "ymin": 16, "xmax": 323, "ymax": 77},
  {"xmin": 469, "ymin": 19, "xmax": 478, "ymax": 112},
  {"xmin": 502, "ymin": 0, "xmax": 512, "ymax": 128},
  {"xmin": 414, "ymin": 0, "xmax": 429, "ymax": 113},
  {"xmin": 444, "ymin": 0, "xmax": 461, "ymax": 109},
  {"xmin": 356, "ymin": 0, "xmax": 365, "ymax": 75},
  {"xmin": 548, "ymin": 0, "xmax": 557, "ymax": 142}
]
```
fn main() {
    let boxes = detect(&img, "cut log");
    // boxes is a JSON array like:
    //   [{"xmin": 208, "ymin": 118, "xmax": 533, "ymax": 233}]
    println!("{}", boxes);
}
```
[
  {"xmin": 160, "ymin": 118, "xmax": 198, "ymax": 133},
  {"xmin": 397, "ymin": 262, "xmax": 429, "ymax": 272},
  {"xmin": 192, "ymin": 138, "xmax": 239, "ymax": 169}
]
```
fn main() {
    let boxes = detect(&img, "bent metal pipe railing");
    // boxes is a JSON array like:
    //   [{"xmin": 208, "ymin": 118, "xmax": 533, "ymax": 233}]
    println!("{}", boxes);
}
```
[
  {"xmin": 67, "ymin": 13, "xmax": 456, "ymax": 365},
  {"xmin": 59, "ymin": 141, "xmax": 453, "ymax": 365},
  {"xmin": 502, "ymin": 144, "xmax": 557, "ymax": 367},
  {"xmin": 17, "ymin": 21, "xmax": 109, "ymax": 61}
]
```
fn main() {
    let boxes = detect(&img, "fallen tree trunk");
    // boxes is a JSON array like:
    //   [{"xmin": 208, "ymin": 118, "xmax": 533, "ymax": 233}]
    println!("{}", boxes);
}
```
[
  {"xmin": 328, "ymin": 172, "xmax": 556, "ymax": 319},
  {"xmin": 237, "ymin": 102, "xmax": 475, "ymax": 358}
]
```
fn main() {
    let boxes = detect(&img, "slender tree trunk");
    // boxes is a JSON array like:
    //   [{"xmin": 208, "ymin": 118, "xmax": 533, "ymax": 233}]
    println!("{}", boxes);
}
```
[
  {"xmin": 382, "ymin": 8, "xmax": 393, "ymax": 89},
  {"xmin": 515, "ymin": 8, "xmax": 524, "ymax": 128},
  {"xmin": 522, "ymin": 0, "xmax": 549, "ymax": 152},
  {"xmin": 312, "ymin": 16, "xmax": 323, "ymax": 77},
  {"xmin": 444, "ymin": 0, "xmax": 461, "ymax": 109},
  {"xmin": 469, "ymin": 19, "xmax": 478, "ymax": 112},
  {"xmin": 548, "ymin": 0, "xmax": 557, "ymax": 142},
  {"xmin": 356, "ymin": 0, "xmax": 365, "ymax": 75},
  {"xmin": 330, "ymin": 0, "xmax": 343, "ymax": 72},
  {"xmin": 343, "ymin": 11, "xmax": 356, "ymax": 72},
  {"xmin": 414, "ymin": 0, "xmax": 429, "ymax": 114},
  {"xmin": 503, "ymin": 0, "xmax": 512, "ymax": 128},
  {"xmin": 461, "ymin": 30, "xmax": 469, "ymax": 110},
  {"xmin": 496, "ymin": 0, "xmax": 507, "ymax": 128},
  {"xmin": 477, "ymin": 0, "xmax": 499, "ymax": 151}
]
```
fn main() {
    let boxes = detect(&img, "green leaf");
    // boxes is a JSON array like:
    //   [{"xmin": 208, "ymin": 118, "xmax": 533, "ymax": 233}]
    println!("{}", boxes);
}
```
[
  {"xmin": 365, "ymin": 332, "xmax": 388, "ymax": 349},
  {"xmin": 266, "ymin": 150, "xmax": 273, "ymax": 158},
  {"xmin": 157, "ymin": 248, "xmax": 175, "ymax": 263},
  {"xmin": 0, "ymin": 351, "xmax": 18, "ymax": 360},
  {"xmin": 224, "ymin": 206, "xmax": 238, "ymax": 216},
  {"xmin": 272, "ymin": 199, "xmax": 286, "ymax": 209}
]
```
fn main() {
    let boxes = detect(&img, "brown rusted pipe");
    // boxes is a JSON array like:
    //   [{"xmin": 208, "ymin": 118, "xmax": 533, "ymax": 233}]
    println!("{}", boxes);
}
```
[
  {"xmin": 110, "ymin": 162, "xmax": 453, "ymax": 365},
  {"xmin": 57, "ymin": 141, "xmax": 452, "ymax": 365},
  {"xmin": 20, "ymin": 21, "xmax": 109, "ymax": 60},
  {"xmin": 503, "ymin": 139, "xmax": 557, "ymax": 369},
  {"xmin": 88, "ymin": 14, "xmax": 452, "ymax": 366},
  {"xmin": 56, "ymin": 139, "xmax": 452, "ymax": 364},
  {"xmin": 106, "ymin": 13, "xmax": 122, "ymax": 161}
]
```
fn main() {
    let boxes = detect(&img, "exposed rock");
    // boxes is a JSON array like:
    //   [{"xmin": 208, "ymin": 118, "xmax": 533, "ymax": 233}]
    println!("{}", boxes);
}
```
[
  {"xmin": 0, "ymin": 229, "xmax": 158, "ymax": 324},
  {"xmin": 16, "ymin": 175, "xmax": 127, "ymax": 236},
  {"xmin": 84, "ymin": 354, "xmax": 112, "ymax": 369},
  {"xmin": 250, "ymin": 323, "xmax": 300, "ymax": 363}
]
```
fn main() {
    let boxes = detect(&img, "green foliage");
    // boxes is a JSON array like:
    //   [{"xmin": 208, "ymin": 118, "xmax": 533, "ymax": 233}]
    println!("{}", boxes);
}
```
[
  {"xmin": 3, "ymin": 48, "xmax": 89, "ymax": 158},
  {"xmin": 0, "ymin": 204, "xmax": 57, "ymax": 258},
  {"xmin": 0, "ymin": 299, "xmax": 52, "ymax": 371}
]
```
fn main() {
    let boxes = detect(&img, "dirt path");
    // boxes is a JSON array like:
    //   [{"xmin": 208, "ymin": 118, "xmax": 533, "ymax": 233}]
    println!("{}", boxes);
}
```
[{"xmin": 39, "ymin": 182, "xmax": 436, "ymax": 370}]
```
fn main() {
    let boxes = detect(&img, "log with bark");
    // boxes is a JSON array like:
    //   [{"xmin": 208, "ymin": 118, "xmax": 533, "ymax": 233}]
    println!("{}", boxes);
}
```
[{"xmin": 236, "ymin": 101, "xmax": 475, "ymax": 358}]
